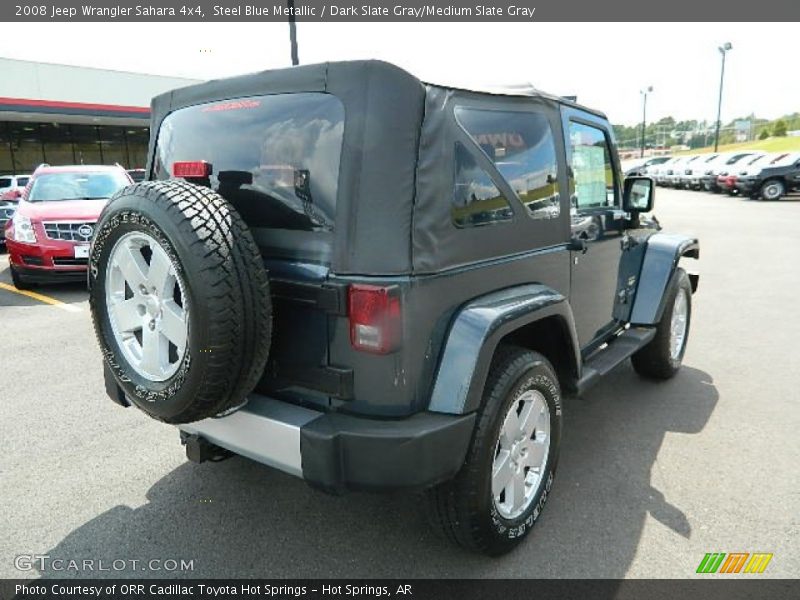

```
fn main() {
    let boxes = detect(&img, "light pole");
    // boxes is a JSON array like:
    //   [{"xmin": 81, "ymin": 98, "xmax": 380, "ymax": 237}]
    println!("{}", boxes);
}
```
[
  {"xmin": 640, "ymin": 86, "xmax": 653, "ymax": 158},
  {"xmin": 714, "ymin": 42, "xmax": 732, "ymax": 152}
]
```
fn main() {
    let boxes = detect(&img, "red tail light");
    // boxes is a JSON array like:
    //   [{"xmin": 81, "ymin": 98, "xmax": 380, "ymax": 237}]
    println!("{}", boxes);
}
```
[
  {"xmin": 173, "ymin": 161, "xmax": 212, "ymax": 178},
  {"xmin": 348, "ymin": 284, "xmax": 402, "ymax": 354}
]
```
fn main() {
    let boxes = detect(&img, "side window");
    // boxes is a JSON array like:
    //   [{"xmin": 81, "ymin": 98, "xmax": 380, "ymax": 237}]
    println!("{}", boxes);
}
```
[
  {"xmin": 568, "ymin": 121, "xmax": 617, "ymax": 210},
  {"xmin": 452, "ymin": 142, "xmax": 513, "ymax": 228},
  {"xmin": 455, "ymin": 107, "xmax": 560, "ymax": 221}
]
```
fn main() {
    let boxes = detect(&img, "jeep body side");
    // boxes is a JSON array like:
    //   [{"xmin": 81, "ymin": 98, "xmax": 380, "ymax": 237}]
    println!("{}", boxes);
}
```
[{"xmin": 95, "ymin": 61, "xmax": 698, "ymax": 554}]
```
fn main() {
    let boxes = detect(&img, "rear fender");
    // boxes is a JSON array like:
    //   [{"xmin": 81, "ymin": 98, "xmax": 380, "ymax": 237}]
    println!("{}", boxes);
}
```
[
  {"xmin": 630, "ymin": 233, "xmax": 699, "ymax": 325},
  {"xmin": 428, "ymin": 284, "xmax": 579, "ymax": 415}
]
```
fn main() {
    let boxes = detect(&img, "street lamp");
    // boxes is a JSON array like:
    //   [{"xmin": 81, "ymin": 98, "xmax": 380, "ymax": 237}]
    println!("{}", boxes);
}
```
[
  {"xmin": 640, "ymin": 86, "xmax": 653, "ymax": 158},
  {"xmin": 714, "ymin": 42, "xmax": 733, "ymax": 152}
]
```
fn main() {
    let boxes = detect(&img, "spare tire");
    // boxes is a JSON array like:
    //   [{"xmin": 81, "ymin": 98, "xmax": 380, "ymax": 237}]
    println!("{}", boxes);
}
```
[{"xmin": 89, "ymin": 179, "xmax": 272, "ymax": 424}]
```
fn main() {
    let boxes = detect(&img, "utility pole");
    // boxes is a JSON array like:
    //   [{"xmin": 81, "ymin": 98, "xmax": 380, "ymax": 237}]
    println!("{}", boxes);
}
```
[
  {"xmin": 714, "ymin": 42, "xmax": 732, "ymax": 152},
  {"xmin": 288, "ymin": 0, "xmax": 299, "ymax": 66},
  {"xmin": 640, "ymin": 86, "xmax": 653, "ymax": 158}
]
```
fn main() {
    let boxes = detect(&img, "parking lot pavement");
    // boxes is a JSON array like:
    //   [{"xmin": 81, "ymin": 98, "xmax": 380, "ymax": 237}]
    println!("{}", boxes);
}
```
[{"xmin": 1, "ymin": 188, "xmax": 799, "ymax": 579}]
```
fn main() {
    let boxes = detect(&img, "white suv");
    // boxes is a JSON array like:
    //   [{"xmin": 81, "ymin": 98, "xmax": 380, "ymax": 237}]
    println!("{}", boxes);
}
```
[
  {"xmin": 0, "ymin": 174, "xmax": 31, "ymax": 201},
  {"xmin": 683, "ymin": 153, "xmax": 723, "ymax": 190}
]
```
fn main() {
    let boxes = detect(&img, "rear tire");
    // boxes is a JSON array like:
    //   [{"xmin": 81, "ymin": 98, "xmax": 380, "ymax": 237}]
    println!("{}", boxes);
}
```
[
  {"xmin": 632, "ymin": 268, "xmax": 692, "ymax": 380},
  {"xmin": 10, "ymin": 267, "xmax": 32, "ymax": 291},
  {"xmin": 89, "ymin": 180, "xmax": 272, "ymax": 424},
  {"xmin": 426, "ymin": 346, "xmax": 562, "ymax": 556}
]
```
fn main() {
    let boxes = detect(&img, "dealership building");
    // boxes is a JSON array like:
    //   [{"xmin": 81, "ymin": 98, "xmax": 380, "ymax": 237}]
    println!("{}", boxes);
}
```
[{"xmin": 0, "ymin": 58, "xmax": 200, "ymax": 176}]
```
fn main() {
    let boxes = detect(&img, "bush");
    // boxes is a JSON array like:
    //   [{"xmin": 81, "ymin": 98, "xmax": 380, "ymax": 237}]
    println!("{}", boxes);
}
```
[
  {"xmin": 773, "ymin": 120, "xmax": 788, "ymax": 137},
  {"xmin": 759, "ymin": 128, "xmax": 770, "ymax": 140}
]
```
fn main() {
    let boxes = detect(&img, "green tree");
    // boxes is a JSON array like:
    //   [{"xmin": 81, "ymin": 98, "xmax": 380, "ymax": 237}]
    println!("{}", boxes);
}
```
[
  {"xmin": 718, "ymin": 131, "xmax": 736, "ymax": 146},
  {"xmin": 688, "ymin": 134, "xmax": 709, "ymax": 149},
  {"xmin": 773, "ymin": 119, "xmax": 788, "ymax": 137},
  {"xmin": 758, "ymin": 127, "xmax": 770, "ymax": 140}
]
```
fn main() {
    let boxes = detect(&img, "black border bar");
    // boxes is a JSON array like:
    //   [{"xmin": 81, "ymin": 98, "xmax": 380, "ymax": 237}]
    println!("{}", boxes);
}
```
[
  {"xmin": 2, "ymin": 580, "xmax": 799, "ymax": 600},
  {"xmin": 3, "ymin": 1, "xmax": 800, "ymax": 22}
]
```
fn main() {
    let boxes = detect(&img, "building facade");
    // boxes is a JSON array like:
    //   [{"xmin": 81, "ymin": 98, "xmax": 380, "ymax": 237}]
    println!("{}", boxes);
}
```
[{"xmin": 0, "ymin": 58, "xmax": 200, "ymax": 175}]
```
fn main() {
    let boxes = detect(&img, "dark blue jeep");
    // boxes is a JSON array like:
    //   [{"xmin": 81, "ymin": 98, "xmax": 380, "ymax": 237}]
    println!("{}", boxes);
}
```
[{"xmin": 89, "ymin": 60, "xmax": 699, "ymax": 556}]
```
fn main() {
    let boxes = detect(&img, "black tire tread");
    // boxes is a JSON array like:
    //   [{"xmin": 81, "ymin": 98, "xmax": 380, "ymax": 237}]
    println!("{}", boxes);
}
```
[
  {"xmin": 426, "ymin": 346, "xmax": 557, "ymax": 555},
  {"xmin": 10, "ymin": 267, "xmax": 32, "ymax": 291}
]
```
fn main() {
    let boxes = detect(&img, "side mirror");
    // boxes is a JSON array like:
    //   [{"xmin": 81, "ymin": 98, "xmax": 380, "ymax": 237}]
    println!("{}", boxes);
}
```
[{"xmin": 623, "ymin": 176, "xmax": 655, "ymax": 213}]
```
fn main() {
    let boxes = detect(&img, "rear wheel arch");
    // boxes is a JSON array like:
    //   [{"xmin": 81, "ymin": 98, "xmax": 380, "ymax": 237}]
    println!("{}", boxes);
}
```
[
  {"xmin": 500, "ymin": 315, "xmax": 580, "ymax": 391},
  {"xmin": 427, "ymin": 285, "xmax": 579, "ymax": 416}
]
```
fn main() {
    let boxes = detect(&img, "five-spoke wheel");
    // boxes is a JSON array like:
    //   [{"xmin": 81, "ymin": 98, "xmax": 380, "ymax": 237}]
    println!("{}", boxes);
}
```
[
  {"xmin": 492, "ymin": 389, "xmax": 551, "ymax": 520},
  {"xmin": 106, "ymin": 231, "xmax": 189, "ymax": 382}
]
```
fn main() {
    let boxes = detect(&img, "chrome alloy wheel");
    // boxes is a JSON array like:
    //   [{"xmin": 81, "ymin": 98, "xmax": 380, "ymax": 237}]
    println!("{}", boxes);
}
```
[
  {"xmin": 669, "ymin": 288, "xmax": 689, "ymax": 361},
  {"xmin": 105, "ymin": 231, "xmax": 189, "ymax": 382},
  {"xmin": 492, "ymin": 389, "xmax": 551, "ymax": 520}
]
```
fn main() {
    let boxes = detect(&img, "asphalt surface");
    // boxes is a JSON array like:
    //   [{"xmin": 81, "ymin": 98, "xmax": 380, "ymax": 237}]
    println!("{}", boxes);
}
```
[{"xmin": 1, "ymin": 188, "xmax": 798, "ymax": 579}]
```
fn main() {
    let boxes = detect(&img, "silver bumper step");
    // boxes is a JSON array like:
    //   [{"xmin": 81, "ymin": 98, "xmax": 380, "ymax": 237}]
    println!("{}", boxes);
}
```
[{"xmin": 179, "ymin": 396, "xmax": 321, "ymax": 477}]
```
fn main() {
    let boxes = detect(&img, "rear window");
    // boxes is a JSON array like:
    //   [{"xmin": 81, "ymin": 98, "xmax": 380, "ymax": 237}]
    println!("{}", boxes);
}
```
[
  {"xmin": 154, "ymin": 93, "xmax": 345, "ymax": 234},
  {"xmin": 27, "ymin": 171, "xmax": 130, "ymax": 202}
]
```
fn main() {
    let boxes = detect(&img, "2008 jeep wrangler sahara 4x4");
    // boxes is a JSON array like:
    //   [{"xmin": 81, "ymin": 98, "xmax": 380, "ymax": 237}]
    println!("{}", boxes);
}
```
[{"xmin": 89, "ymin": 60, "xmax": 699, "ymax": 556}]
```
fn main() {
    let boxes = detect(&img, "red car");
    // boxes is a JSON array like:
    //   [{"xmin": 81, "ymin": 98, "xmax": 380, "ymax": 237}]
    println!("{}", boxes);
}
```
[
  {"xmin": 718, "ymin": 173, "xmax": 738, "ymax": 195},
  {"xmin": 4, "ymin": 165, "xmax": 132, "ymax": 289}
]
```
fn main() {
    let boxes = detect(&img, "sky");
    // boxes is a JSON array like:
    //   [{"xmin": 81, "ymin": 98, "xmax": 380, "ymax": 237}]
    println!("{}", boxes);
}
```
[{"xmin": 0, "ymin": 22, "xmax": 796, "ymax": 127}]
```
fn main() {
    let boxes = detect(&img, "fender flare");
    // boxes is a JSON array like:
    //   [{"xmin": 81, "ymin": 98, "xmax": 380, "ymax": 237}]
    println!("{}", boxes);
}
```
[
  {"xmin": 427, "ymin": 284, "xmax": 579, "ymax": 415},
  {"xmin": 630, "ymin": 233, "xmax": 699, "ymax": 326}
]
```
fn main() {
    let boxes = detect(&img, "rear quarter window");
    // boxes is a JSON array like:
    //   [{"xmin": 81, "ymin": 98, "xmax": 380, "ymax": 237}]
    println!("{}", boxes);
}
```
[{"xmin": 454, "ymin": 107, "xmax": 560, "ymax": 223}]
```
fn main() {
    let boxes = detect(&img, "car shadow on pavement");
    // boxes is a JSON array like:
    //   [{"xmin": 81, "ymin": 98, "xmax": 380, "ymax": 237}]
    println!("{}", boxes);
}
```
[
  {"xmin": 35, "ymin": 363, "xmax": 718, "ymax": 579},
  {"xmin": 0, "ymin": 257, "xmax": 88, "ymax": 308}
]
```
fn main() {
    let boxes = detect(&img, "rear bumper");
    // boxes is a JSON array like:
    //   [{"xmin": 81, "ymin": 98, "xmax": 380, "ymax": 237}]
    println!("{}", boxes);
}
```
[{"xmin": 170, "ymin": 394, "xmax": 474, "ymax": 493}]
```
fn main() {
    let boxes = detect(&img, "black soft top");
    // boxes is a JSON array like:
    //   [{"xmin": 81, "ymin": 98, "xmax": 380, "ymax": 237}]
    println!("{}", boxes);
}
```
[{"xmin": 147, "ymin": 61, "xmax": 605, "ymax": 275}]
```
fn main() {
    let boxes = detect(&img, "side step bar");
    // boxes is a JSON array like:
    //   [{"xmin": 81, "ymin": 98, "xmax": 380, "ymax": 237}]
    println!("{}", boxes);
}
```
[{"xmin": 576, "ymin": 327, "xmax": 656, "ymax": 395}]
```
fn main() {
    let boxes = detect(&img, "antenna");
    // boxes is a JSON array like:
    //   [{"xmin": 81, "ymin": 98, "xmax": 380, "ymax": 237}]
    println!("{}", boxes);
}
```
[{"xmin": 288, "ymin": 0, "xmax": 299, "ymax": 66}]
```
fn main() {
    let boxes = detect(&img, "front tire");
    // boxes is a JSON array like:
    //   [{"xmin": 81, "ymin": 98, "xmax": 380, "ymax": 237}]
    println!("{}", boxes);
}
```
[
  {"xmin": 10, "ymin": 267, "xmax": 32, "ymax": 291},
  {"xmin": 426, "ymin": 346, "xmax": 562, "ymax": 556},
  {"xmin": 760, "ymin": 179, "xmax": 785, "ymax": 201},
  {"xmin": 632, "ymin": 268, "xmax": 692, "ymax": 379}
]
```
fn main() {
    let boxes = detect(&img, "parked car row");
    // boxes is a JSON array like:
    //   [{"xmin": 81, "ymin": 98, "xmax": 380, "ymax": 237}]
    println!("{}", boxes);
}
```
[
  {"xmin": 645, "ymin": 151, "xmax": 800, "ymax": 200},
  {"xmin": 2, "ymin": 163, "xmax": 133, "ymax": 289}
]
